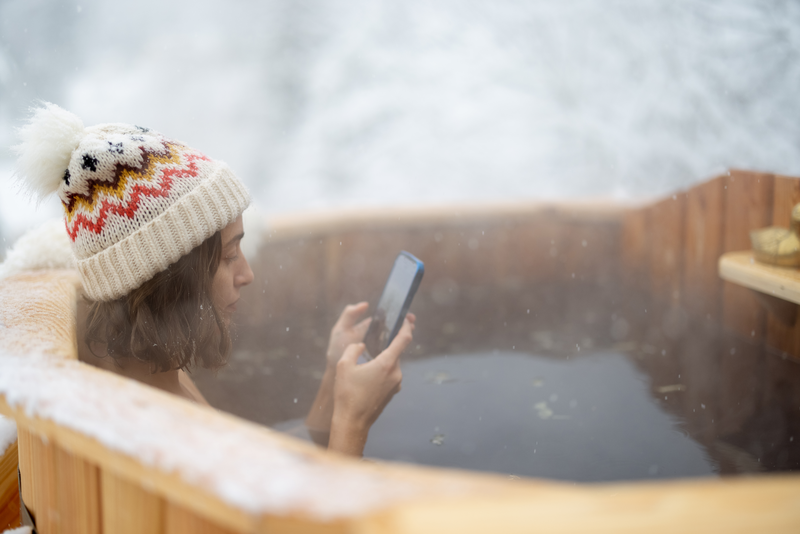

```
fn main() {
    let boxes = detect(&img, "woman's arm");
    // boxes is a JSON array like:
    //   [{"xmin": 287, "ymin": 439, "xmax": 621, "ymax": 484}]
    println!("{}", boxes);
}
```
[{"xmin": 328, "ymin": 315, "xmax": 415, "ymax": 457}]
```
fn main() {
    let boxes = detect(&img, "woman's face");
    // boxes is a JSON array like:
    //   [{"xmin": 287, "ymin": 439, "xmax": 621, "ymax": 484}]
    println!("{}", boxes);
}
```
[{"xmin": 211, "ymin": 215, "xmax": 254, "ymax": 321}]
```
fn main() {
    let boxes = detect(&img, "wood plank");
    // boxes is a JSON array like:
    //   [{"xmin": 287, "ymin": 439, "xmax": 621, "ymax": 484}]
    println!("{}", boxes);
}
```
[
  {"xmin": 55, "ymin": 446, "xmax": 101, "ymax": 534},
  {"xmin": 102, "ymin": 470, "xmax": 164, "ymax": 534},
  {"xmin": 765, "ymin": 175, "xmax": 800, "ymax": 359},
  {"xmin": 721, "ymin": 171, "xmax": 774, "ymax": 340},
  {"xmin": 0, "ymin": 491, "xmax": 20, "ymax": 532},
  {"xmin": 165, "ymin": 501, "xmax": 238, "ymax": 534},
  {"xmin": 265, "ymin": 202, "xmax": 626, "ymax": 241},
  {"xmin": 771, "ymin": 175, "xmax": 800, "ymax": 228},
  {"xmin": 683, "ymin": 176, "xmax": 725, "ymax": 321},
  {"xmin": 648, "ymin": 194, "xmax": 686, "ymax": 308},
  {"xmin": 0, "ymin": 271, "xmax": 80, "ymax": 360},
  {"xmin": 30, "ymin": 431, "xmax": 57, "ymax": 533},
  {"xmin": 719, "ymin": 251, "xmax": 800, "ymax": 305},
  {"xmin": 507, "ymin": 212, "xmax": 562, "ymax": 284},
  {"xmin": 260, "ymin": 514, "xmax": 348, "ymax": 534},
  {"xmin": 0, "ymin": 440, "xmax": 20, "ymax": 531},
  {"xmin": 621, "ymin": 208, "xmax": 648, "ymax": 290},
  {"xmin": 2, "ymin": 400, "xmax": 259, "ymax": 534},
  {"xmin": 16, "ymin": 428, "xmax": 33, "ymax": 518},
  {"xmin": 355, "ymin": 477, "xmax": 800, "ymax": 534}
]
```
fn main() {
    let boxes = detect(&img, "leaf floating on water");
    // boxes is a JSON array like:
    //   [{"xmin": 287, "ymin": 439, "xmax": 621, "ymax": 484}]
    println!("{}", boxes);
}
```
[
  {"xmin": 656, "ymin": 384, "xmax": 686, "ymax": 393},
  {"xmin": 534, "ymin": 402, "xmax": 553, "ymax": 419},
  {"xmin": 424, "ymin": 371, "xmax": 456, "ymax": 385},
  {"xmin": 534, "ymin": 401, "xmax": 569, "ymax": 420},
  {"xmin": 508, "ymin": 474, "xmax": 520, "ymax": 480},
  {"xmin": 431, "ymin": 434, "xmax": 445, "ymax": 446},
  {"xmin": 532, "ymin": 378, "xmax": 545, "ymax": 387}
]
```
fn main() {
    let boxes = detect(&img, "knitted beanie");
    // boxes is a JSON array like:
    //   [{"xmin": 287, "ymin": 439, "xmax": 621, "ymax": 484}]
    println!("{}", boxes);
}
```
[{"xmin": 13, "ymin": 103, "xmax": 251, "ymax": 302}]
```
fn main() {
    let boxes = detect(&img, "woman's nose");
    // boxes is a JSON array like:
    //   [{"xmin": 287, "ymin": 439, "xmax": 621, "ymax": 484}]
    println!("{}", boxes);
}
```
[{"xmin": 237, "ymin": 255, "xmax": 254, "ymax": 287}]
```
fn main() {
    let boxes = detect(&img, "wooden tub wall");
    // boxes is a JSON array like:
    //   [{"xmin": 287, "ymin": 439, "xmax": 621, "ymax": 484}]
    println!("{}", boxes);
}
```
[{"xmin": 0, "ymin": 170, "xmax": 798, "ymax": 533}]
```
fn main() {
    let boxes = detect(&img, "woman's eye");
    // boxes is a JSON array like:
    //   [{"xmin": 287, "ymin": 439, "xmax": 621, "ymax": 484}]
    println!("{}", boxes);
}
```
[{"xmin": 225, "ymin": 255, "xmax": 238, "ymax": 264}]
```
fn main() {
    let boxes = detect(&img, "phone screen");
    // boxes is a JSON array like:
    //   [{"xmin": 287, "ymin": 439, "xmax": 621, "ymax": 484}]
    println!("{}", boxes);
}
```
[{"xmin": 363, "ymin": 252, "xmax": 424, "ymax": 359}]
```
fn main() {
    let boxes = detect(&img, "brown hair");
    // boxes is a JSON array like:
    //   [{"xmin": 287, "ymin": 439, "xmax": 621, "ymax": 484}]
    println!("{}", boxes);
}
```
[{"xmin": 84, "ymin": 231, "xmax": 231, "ymax": 372}]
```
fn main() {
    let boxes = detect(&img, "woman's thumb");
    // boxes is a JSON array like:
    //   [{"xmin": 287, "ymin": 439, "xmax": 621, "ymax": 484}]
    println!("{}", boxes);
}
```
[{"xmin": 340, "ymin": 342, "xmax": 365, "ymax": 366}]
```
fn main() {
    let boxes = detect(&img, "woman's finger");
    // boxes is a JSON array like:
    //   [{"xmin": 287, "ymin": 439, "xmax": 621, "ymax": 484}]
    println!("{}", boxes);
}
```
[
  {"xmin": 375, "ymin": 318, "xmax": 414, "ymax": 367},
  {"xmin": 337, "ymin": 302, "xmax": 369, "ymax": 329},
  {"xmin": 353, "ymin": 316, "xmax": 372, "ymax": 338}
]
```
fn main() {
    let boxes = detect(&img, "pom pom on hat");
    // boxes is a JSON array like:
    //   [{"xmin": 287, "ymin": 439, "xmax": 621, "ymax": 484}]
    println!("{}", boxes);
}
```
[{"xmin": 13, "ymin": 102, "xmax": 85, "ymax": 199}]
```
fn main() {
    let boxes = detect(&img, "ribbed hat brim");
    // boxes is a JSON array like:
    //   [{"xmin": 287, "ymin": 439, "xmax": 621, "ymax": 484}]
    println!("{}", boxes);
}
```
[{"xmin": 78, "ymin": 163, "xmax": 251, "ymax": 301}]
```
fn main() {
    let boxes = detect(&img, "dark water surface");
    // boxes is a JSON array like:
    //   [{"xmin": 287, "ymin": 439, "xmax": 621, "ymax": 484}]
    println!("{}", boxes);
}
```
[
  {"xmin": 194, "ymin": 279, "xmax": 800, "ymax": 482},
  {"xmin": 358, "ymin": 351, "xmax": 713, "ymax": 481}
]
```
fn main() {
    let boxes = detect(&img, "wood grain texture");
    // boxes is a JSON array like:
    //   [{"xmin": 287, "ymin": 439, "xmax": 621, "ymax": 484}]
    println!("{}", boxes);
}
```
[
  {"xmin": 165, "ymin": 501, "xmax": 240, "ymax": 534},
  {"xmin": 721, "ymin": 171, "xmax": 774, "ymax": 340},
  {"xmin": 16, "ymin": 428, "xmax": 33, "ymax": 517},
  {"xmin": 0, "ymin": 271, "xmax": 80, "ymax": 360},
  {"xmin": 719, "ymin": 251, "xmax": 800, "ymax": 305},
  {"xmin": 55, "ymin": 446, "xmax": 101, "ymax": 534},
  {"xmin": 355, "ymin": 476, "xmax": 800, "ymax": 534},
  {"xmin": 0, "ymin": 490, "xmax": 20, "ymax": 532},
  {"xmin": 0, "ymin": 397, "xmax": 259, "ymax": 534},
  {"xmin": 765, "ymin": 175, "xmax": 800, "ymax": 359},
  {"xmin": 102, "ymin": 470, "xmax": 164, "ymax": 534},
  {"xmin": 0, "ymin": 440, "xmax": 20, "ymax": 531},
  {"xmin": 29, "ymin": 432, "xmax": 57, "ymax": 533},
  {"xmin": 683, "ymin": 176, "xmax": 725, "ymax": 321}
]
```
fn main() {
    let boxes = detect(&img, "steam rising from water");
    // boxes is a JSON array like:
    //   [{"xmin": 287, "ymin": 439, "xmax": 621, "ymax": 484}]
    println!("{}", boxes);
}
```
[{"xmin": 1, "ymin": 0, "xmax": 799, "ymax": 246}]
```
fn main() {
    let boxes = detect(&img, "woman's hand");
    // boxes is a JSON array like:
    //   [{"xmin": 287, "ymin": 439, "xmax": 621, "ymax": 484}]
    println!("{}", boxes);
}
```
[
  {"xmin": 326, "ymin": 302, "xmax": 372, "ymax": 369},
  {"xmin": 328, "ymin": 314, "xmax": 415, "ymax": 456},
  {"xmin": 306, "ymin": 302, "xmax": 373, "ymax": 446}
]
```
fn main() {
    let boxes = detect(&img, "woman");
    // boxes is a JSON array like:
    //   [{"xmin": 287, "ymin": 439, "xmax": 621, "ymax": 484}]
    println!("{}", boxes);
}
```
[{"xmin": 14, "ymin": 103, "xmax": 413, "ymax": 457}]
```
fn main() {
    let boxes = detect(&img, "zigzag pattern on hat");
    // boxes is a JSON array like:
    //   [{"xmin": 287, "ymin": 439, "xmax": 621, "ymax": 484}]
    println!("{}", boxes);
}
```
[
  {"xmin": 64, "ymin": 142, "xmax": 210, "ymax": 241},
  {"xmin": 64, "ymin": 143, "xmax": 180, "ymax": 216}
]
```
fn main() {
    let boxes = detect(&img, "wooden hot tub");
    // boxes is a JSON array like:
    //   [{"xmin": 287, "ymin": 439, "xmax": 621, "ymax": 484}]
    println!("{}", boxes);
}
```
[{"xmin": 0, "ymin": 169, "xmax": 799, "ymax": 533}]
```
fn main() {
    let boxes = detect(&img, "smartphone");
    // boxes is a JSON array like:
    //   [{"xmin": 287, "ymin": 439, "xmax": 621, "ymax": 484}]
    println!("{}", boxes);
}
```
[{"xmin": 362, "ymin": 251, "xmax": 424, "ymax": 360}]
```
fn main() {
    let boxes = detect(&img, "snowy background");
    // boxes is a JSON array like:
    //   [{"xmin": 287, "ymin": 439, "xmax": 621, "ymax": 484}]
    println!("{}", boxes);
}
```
[{"xmin": 1, "ymin": 0, "xmax": 799, "ymax": 256}]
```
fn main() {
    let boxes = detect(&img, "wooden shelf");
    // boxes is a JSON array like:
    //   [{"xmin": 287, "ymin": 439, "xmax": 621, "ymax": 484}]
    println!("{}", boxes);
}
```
[{"xmin": 719, "ymin": 251, "xmax": 800, "ymax": 305}]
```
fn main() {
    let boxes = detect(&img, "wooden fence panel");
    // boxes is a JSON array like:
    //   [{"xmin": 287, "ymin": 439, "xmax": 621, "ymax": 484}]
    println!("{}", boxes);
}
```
[
  {"xmin": 507, "ymin": 212, "xmax": 562, "ymax": 284},
  {"xmin": 29, "ymin": 432, "xmax": 57, "ymax": 533},
  {"xmin": 765, "ymin": 175, "xmax": 800, "ymax": 358},
  {"xmin": 165, "ymin": 501, "xmax": 238, "ymax": 534},
  {"xmin": 17, "ymin": 428, "xmax": 33, "ymax": 520},
  {"xmin": 0, "ymin": 440, "xmax": 20, "ymax": 531},
  {"xmin": 102, "ymin": 471, "xmax": 165, "ymax": 534},
  {"xmin": 648, "ymin": 194, "xmax": 686, "ymax": 309},
  {"xmin": 621, "ymin": 208, "xmax": 648, "ymax": 290},
  {"xmin": 683, "ymin": 177, "xmax": 725, "ymax": 322},
  {"xmin": 721, "ymin": 171, "xmax": 774, "ymax": 341},
  {"xmin": 55, "ymin": 447, "xmax": 101, "ymax": 534}
]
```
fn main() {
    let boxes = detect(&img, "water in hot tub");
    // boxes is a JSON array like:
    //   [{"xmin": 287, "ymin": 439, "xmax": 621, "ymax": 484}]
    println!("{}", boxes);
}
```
[{"xmin": 274, "ymin": 350, "xmax": 714, "ymax": 481}]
